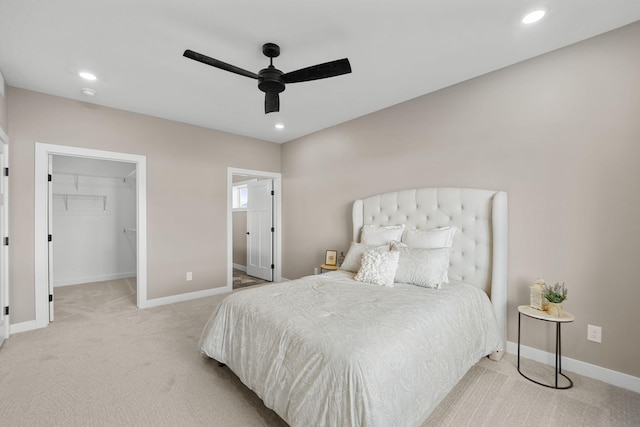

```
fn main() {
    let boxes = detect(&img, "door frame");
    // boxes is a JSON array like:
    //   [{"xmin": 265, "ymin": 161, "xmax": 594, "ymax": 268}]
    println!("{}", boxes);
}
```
[
  {"xmin": 227, "ymin": 167, "xmax": 281, "ymax": 286},
  {"xmin": 35, "ymin": 143, "xmax": 147, "ymax": 329},
  {"xmin": 0, "ymin": 127, "xmax": 9, "ymax": 344}
]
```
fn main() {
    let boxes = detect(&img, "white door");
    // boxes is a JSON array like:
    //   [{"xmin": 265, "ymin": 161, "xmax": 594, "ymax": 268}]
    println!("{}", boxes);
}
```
[
  {"xmin": 246, "ymin": 179, "xmax": 273, "ymax": 281},
  {"xmin": 0, "ymin": 141, "xmax": 9, "ymax": 346},
  {"xmin": 47, "ymin": 155, "xmax": 54, "ymax": 321}
]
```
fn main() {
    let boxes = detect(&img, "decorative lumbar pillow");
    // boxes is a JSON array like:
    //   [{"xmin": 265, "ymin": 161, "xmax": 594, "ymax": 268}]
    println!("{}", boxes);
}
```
[
  {"xmin": 340, "ymin": 242, "xmax": 388, "ymax": 273},
  {"xmin": 393, "ymin": 245, "xmax": 451, "ymax": 289},
  {"xmin": 355, "ymin": 249, "xmax": 400, "ymax": 287},
  {"xmin": 401, "ymin": 226, "xmax": 457, "ymax": 249},
  {"xmin": 360, "ymin": 224, "xmax": 405, "ymax": 246}
]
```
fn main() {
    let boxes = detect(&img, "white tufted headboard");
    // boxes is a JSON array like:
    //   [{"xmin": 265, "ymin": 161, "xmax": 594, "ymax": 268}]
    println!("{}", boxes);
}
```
[{"xmin": 352, "ymin": 187, "xmax": 508, "ymax": 353}]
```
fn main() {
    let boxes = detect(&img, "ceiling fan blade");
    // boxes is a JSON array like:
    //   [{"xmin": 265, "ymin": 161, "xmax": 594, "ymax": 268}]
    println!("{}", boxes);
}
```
[
  {"xmin": 282, "ymin": 58, "xmax": 351, "ymax": 84},
  {"xmin": 265, "ymin": 92, "xmax": 280, "ymax": 114},
  {"xmin": 183, "ymin": 49, "xmax": 259, "ymax": 79}
]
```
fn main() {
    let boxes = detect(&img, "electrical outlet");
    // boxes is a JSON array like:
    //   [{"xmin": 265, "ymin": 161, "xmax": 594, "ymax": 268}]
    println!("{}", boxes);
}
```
[
  {"xmin": 588, "ymin": 324, "xmax": 602, "ymax": 343},
  {"xmin": 313, "ymin": 267, "xmax": 319, "ymax": 275},
  {"xmin": 186, "ymin": 272, "xmax": 192, "ymax": 281}
]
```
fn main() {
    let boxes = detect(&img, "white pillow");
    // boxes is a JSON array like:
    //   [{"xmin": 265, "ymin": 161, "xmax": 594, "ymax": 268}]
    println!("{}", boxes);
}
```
[
  {"xmin": 360, "ymin": 224, "xmax": 405, "ymax": 245},
  {"xmin": 393, "ymin": 245, "xmax": 451, "ymax": 289},
  {"xmin": 401, "ymin": 226, "xmax": 457, "ymax": 249},
  {"xmin": 355, "ymin": 249, "xmax": 400, "ymax": 287},
  {"xmin": 340, "ymin": 242, "xmax": 388, "ymax": 273}
]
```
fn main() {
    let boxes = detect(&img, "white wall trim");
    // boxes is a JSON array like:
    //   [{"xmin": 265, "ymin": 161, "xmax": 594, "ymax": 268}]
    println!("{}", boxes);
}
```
[
  {"xmin": 10, "ymin": 285, "xmax": 230, "ymax": 333},
  {"xmin": 53, "ymin": 272, "xmax": 136, "ymax": 287},
  {"xmin": 0, "ymin": 130, "xmax": 9, "ymax": 344},
  {"xmin": 139, "ymin": 285, "xmax": 231, "ymax": 308},
  {"xmin": 506, "ymin": 340, "xmax": 640, "ymax": 393},
  {"xmin": 233, "ymin": 263, "xmax": 247, "ymax": 272},
  {"xmin": 227, "ymin": 167, "xmax": 282, "ymax": 288},
  {"xmin": 34, "ymin": 143, "xmax": 147, "ymax": 328},
  {"xmin": 9, "ymin": 320, "xmax": 38, "ymax": 334}
]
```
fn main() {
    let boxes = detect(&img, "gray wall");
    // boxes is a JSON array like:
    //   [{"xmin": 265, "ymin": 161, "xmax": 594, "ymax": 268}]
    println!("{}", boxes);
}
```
[
  {"xmin": 7, "ymin": 88, "xmax": 281, "ymax": 323},
  {"xmin": 281, "ymin": 22, "xmax": 640, "ymax": 377}
]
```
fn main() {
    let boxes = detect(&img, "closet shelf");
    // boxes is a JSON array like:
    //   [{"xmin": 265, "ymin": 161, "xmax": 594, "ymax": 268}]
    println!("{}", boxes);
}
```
[{"xmin": 53, "ymin": 193, "xmax": 107, "ymax": 212}]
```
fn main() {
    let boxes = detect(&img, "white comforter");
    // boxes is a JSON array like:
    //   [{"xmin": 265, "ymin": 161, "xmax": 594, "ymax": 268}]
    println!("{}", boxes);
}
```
[{"xmin": 199, "ymin": 270, "xmax": 502, "ymax": 427}]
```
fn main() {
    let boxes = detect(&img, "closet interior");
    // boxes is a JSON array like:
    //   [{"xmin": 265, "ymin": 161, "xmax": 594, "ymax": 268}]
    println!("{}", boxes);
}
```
[{"xmin": 51, "ymin": 156, "xmax": 137, "ymax": 294}]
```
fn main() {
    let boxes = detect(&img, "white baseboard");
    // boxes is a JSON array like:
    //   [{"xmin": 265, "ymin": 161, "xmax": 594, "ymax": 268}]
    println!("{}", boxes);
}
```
[
  {"xmin": 10, "ymin": 320, "xmax": 40, "ymax": 334},
  {"xmin": 507, "ymin": 340, "xmax": 640, "ymax": 393},
  {"xmin": 54, "ymin": 272, "xmax": 136, "ymax": 287},
  {"xmin": 9, "ymin": 286, "xmax": 232, "ymax": 334},
  {"xmin": 139, "ymin": 285, "xmax": 232, "ymax": 309},
  {"xmin": 233, "ymin": 263, "xmax": 247, "ymax": 272}
]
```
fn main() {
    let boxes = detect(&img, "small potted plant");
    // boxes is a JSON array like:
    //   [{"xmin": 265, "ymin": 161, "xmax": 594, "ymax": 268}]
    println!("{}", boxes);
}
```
[{"xmin": 543, "ymin": 282, "xmax": 567, "ymax": 316}]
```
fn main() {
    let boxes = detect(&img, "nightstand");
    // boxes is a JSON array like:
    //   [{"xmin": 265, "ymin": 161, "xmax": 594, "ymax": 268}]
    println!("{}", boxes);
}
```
[
  {"xmin": 517, "ymin": 305, "xmax": 575, "ymax": 389},
  {"xmin": 320, "ymin": 264, "xmax": 339, "ymax": 273}
]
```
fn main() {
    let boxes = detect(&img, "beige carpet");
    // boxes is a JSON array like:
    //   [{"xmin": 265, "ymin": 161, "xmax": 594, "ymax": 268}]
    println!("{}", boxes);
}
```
[{"xmin": 1, "ymin": 279, "xmax": 638, "ymax": 427}]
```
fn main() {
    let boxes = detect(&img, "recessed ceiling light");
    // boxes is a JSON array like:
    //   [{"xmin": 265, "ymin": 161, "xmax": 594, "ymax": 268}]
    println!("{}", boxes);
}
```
[
  {"xmin": 78, "ymin": 71, "xmax": 97, "ymax": 81},
  {"xmin": 81, "ymin": 88, "xmax": 96, "ymax": 96},
  {"xmin": 275, "ymin": 123, "xmax": 285, "ymax": 130},
  {"xmin": 522, "ymin": 10, "xmax": 546, "ymax": 24}
]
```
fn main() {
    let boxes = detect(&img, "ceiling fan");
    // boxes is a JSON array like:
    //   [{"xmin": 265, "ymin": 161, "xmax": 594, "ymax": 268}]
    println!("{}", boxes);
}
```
[{"xmin": 183, "ymin": 43, "xmax": 352, "ymax": 114}]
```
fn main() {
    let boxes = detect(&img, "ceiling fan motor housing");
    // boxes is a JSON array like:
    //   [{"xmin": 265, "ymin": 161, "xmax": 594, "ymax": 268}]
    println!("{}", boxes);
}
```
[{"xmin": 258, "ymin": 66, "xmax": 285, "ymax": 94}]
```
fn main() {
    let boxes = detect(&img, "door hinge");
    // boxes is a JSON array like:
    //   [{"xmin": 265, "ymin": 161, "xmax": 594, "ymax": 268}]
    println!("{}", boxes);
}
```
[
  {"xmin": 48, "ymin": 174, "xmax": 52, "ymax": 182},
  {"xmin": 3, "ymin": 237, "xmax": 8, "ymax": 246},
  {"xmin": 271, "ymin": 264, "xmax": 275, "ymax": 269},
  {"xmin": 270, "ymin": 227, "xmax": 275, "ymax": 232},
  {"xmin": 271, "ymin": 190, "xmax": 274, "ymax": 196},
  {"xmin": 48, "ymin": 234, "xmax": 52, "ymax": 242},
  {"xmin": 4, "ymin": 306, "xmax": 8, "ymax": 316},
  {"xmin": 49, "ymin": 294, "xmax": 53, "ymax": 302},
  {"xmin": 3, "ymin": 167, "xmax": 8, "ymax": 177}
]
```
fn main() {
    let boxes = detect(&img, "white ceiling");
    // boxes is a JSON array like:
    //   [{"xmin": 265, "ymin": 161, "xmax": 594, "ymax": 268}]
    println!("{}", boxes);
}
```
[{"xmin": 1, "ymin": 1, "xmax": 639, "ymax": 144}]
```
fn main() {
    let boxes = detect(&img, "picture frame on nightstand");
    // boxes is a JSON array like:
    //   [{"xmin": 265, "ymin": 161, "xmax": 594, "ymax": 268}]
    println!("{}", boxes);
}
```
[{"xmin": 325, "ymin": 250, "xmax": 338, "ymax": 266}]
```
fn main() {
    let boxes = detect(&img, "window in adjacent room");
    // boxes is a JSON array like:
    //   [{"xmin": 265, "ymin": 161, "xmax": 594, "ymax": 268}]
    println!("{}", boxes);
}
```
[{"xmin": 232, "ymin": 180, "xmax": 256, "ymax": 211}]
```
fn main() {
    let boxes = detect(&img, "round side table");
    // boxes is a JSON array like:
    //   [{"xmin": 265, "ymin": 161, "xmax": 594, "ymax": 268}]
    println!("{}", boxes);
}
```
[
  {"xmin": 517, "ymin": 305, "xmax": 575, "ymax": 389},
  {"xmin": 320, "ymin": 264, "xmax": 339, "ymax": 273}
]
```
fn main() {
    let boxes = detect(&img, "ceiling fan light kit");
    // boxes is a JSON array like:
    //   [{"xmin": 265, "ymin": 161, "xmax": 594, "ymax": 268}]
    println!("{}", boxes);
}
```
[{"xmin": 183, "ymin": 43, "xmax": 351, "ymax": 114}]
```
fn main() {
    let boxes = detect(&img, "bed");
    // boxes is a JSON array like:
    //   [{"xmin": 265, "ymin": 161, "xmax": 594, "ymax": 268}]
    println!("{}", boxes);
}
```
[{"xmin": 200, "ymin": 187, "xmax": 508, "ymax": 426}]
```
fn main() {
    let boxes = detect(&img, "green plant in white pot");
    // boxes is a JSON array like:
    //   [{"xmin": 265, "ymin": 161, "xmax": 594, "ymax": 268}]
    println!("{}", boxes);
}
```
[{"xmin": 543, "ymin": 282, "xmax": 567, "ymax": 316}]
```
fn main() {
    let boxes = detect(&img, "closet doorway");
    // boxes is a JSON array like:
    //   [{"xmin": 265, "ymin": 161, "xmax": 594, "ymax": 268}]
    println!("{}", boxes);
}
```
[
  {"xmin": 228, "ymin": 168, "xmax": 281, "ymax": 289},
  {"xmin": 35, "ymin": 143, "xmax": 147, "ymax": 329},
  {"xmin": 50, "ymin": 156, "xmax": 137, "ymax": 319}
]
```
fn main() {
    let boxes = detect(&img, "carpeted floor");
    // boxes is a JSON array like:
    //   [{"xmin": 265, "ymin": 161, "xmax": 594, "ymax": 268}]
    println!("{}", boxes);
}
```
[{"xmin": 1, "ymin": 279, "xmax": 638, "ymax": 426}]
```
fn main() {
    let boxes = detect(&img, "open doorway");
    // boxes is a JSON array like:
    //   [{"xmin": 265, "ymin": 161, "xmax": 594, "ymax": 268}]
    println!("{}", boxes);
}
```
[
  {"xmin": 227, "ymin": 168, "xmax": 281, "ymax": 289},
  {"xmin": 50, "ymin": 156, "xmax": 137, "ymax": 318},
  {"xmin": 35, "ymin": 143, "xmax": 147, "ymax": 329}
]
